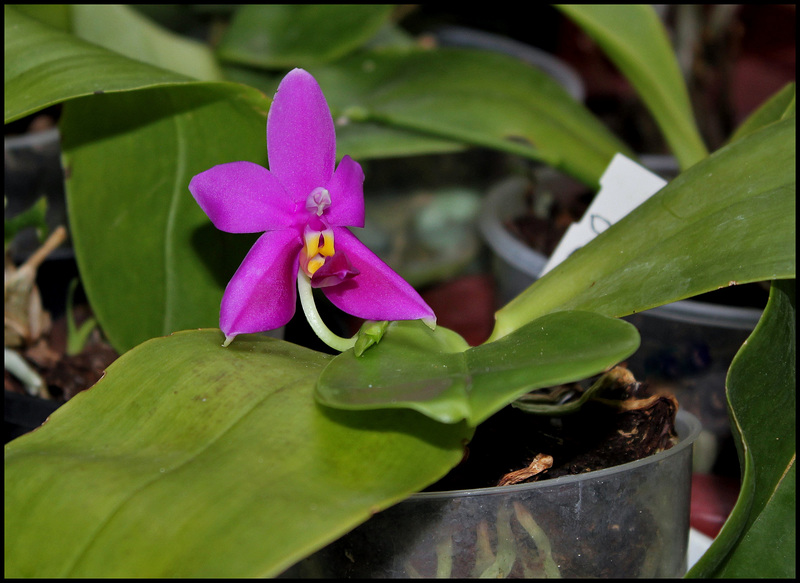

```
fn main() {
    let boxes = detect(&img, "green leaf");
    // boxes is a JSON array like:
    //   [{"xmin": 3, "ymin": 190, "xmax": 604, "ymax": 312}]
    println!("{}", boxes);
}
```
[
  {"xmin": 4, "ymin": 5, "xmax": 192, "ymax": 123},
  {"xmin": 65, "ymin": 278, "xmax": 96, "ymax": 356},
  {"xmin": 8, "ymin": 4, "xmax": 70, "ymax": 31},
  {"xmin": 4, "ymin": 330, "xmax": 471, "ymax": 578},
  {"xmin": 6, "ymin": 4, "xmax": 272, "ymax": 354},
  {"xmin": 728, "ymin": 82, "xmax": 796, "ymax": 144},
  {"xmin": 687, "ymin": 280, "xmax": 796, "ymax": 578},
  {"xmin": 61, "ymin": 84, "xmax": 270, "ymax": 353},
  {"xmin": 556, "ymin": 5, "xmax": 708, "ymax": 169},
  {"xmin": 216, "ymin": 5, "xmax": 395, "ymax": 69},
  {"xmin": 3, "ymin": 197, "xmax": 48, "ymax": 248},
  {"xmin": 311, "ymin": 47, "xmax": 633, "ymax": 186},
  {"xmin": 12, "ymin": 5, "xmax": 225, "ymax": 82},
  {"xmin": 221, "ymin": 61, "xmax": 470, "ymax": 162},
  {"xmin": 317, "ymin": 321, "xmax": 472, "ymax": 424},
  {"xmin": 490, "ymin": 117, "xmax": 796, "ymax": 340},
  {"xmin": 69, "ymin": 5, "xmax": 224, "ymax": 81},
  {"xmin": 336, "ymin": 120, "xmax": 467, "ymax": 161},
  {"xmin": 465, "ymin": 311, "xmax": 640, "ymax": 425},
  {"xmin": 316, "ymin": 312, "xmax": 640, "ymax": 425}
]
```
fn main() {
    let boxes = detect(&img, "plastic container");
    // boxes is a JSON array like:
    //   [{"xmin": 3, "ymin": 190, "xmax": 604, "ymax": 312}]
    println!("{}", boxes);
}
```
[
  {"xmin": 478, "ymin": 174, "xmax": 553, "ymax": 306},
  {"xmin": 478, "ymin": 166, "xmax": 762, "ymax": 472},
  {"xmin": 284, "ymin": 410, "xmax": 701, "ymax": 578},
  {"xmin": 4, "ymin": 127, "xmax": 70, "ymax": 261}
]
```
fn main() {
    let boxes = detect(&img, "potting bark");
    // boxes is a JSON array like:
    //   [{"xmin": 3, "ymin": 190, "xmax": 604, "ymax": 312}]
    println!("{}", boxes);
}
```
[{"xmin": 426, "ymin": 365, "xmax": 679, "ymax": 491}]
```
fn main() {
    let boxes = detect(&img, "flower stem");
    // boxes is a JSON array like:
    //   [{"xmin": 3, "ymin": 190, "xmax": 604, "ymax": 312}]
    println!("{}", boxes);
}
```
[{"xmin": 297, "ymin": 272, "xmax": 357, "ymax": 353}]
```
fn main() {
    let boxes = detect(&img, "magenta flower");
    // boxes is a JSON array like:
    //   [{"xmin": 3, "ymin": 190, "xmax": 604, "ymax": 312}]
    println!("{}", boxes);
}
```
[{"xmin": 189, "ymin": 68, "xmax": 435, "ymax": 345}]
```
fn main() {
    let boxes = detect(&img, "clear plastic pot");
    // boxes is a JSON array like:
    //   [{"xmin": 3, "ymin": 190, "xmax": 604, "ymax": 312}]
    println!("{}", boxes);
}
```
[{"xmin": 284, "ymin": 410, "xmax": 701, "ymax": 578}]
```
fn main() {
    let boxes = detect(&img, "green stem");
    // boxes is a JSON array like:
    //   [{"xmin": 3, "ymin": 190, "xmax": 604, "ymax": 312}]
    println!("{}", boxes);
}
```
[{"xmin": 297, "ymin": 272, "xmax": 357, "ymax": 353}]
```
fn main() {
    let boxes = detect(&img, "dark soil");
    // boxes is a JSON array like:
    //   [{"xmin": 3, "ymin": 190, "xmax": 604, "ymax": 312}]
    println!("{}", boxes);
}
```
[
  {"xmin": 503, "ymin": 177, "xmax": 592, "ymax": 259},
  {"xmin": 425, "ymin": 366, "xmax": 679, "ymax": 491},
  {"xmin": 4, "ymin": 307, "xmax": 118, "ymax": 442},
  {"xmin": 507, "ymin": 177, "xmax": 769, "ymax": 309}
]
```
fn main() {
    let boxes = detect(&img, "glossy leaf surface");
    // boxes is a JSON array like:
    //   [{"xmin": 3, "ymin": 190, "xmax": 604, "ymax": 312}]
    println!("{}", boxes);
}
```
[
  {"xmin": 556, "ymin": 4, "xmax": 708, "ymax": 169},
  {"xmin": 491, "ymin": 117, "xmax": 796, "ymax": 340},
  {"xmin": 4, "ymin": 330, "xmax": 471, "ymax": 578},
  {"xmin": 69, "ymin": 5, "xmax": 224, "ymax": 81},
  {"xmin": 220, "ymin": 43, "xmax": 632, "ymax": 184},
  {"xmin": 311, "ymin": 48, "xmax": 632, "ymax": 186},
  {"xmin": 6, "ymin": 5, "xmax": 272, "ymax": 353},
  {"xmin": 61, "ymin": 86, "xmax": 269, "ymax": 353},
  {"xmin": 216, "ymin": 5, "xmax": 394, "ymax": 68},
  {"xmin": 465, "ymin": 311, "xmax": 640, "ymax": 425},
  {"xmin": 317, "ymin": 312, "xmax": 640, "ymax": 425},
  {"xmin": 4, "ymin": 5, "xmax": 191, "ymax": 123},
  {"xmin": 317, "ymin": 321, "xmax": 471, "ymax": 423},
  {"xmin": 687, "ymin": 280, "xmax": 796, "ymax": 577}
]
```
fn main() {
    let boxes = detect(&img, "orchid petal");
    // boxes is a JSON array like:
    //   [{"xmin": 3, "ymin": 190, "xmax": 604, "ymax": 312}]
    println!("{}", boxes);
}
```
[
  {"xmin": 321, "ymin": 228, "xmax": 436, "ymax": 323},
  {"xmin": 220, "ymin": 229, "xmax": 302, "ymax": 338},
  {"xmin": 267, "ymin": 68, "xmax": 336, "ymax": 201},
  {"xmin": 189, "ymin": 162, "xmax": 297, "ymax": 233},
  {"xmin": 325, "ymin": 155, "xmax": 365, "ymax": 228}
]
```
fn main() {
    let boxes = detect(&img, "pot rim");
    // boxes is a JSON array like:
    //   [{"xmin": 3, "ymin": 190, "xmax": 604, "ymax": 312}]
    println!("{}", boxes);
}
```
[
  {"xmin": 4, "ymin": 126, "xmax": 61, "ymax": 149},
  {"xmin": 411, "ymin": 409, "xmax": 701, "ymax": 499},
  {"xmin": 479, "ymin": 175, "xmax": 763, "ymax": 330}
]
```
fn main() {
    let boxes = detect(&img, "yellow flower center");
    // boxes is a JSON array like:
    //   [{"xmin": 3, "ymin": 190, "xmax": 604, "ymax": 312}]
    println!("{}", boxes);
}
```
[{"xmin": 301, "ymin": 225, "xmax": 335, "ymax": 276}]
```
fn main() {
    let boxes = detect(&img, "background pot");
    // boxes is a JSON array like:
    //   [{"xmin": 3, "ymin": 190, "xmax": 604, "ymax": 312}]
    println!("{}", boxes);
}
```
[
  {"xmin": 5, "ymin": 126, "xmax": 70, "ymax": 262},
  {"xmin": 353, "ymin": 24, "xmax": 586, "ymax": 293},
  {"xmin": 284, "ymin": 410, "xmax": 701, "ymax": 578},
  {"xmin": 478, "ymin": 162, "xmax": 762, "ymax": 474}
]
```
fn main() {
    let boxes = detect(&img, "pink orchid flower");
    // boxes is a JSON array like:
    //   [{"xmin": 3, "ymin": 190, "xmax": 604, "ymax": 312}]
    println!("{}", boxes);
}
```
[{"xmin": 189, "ymin": 68, "xmax": 435, "ymax": 345}]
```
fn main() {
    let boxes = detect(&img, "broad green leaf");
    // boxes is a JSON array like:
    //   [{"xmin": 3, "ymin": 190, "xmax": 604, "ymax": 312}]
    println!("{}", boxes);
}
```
[
  {"xmin": 61, "ymin": 84, "xmax": 269, "ymax": 353},
  {"xmin": 6, "ymin": 5, "xmax": 272, "ymax": 353},
  {"xmin": 687, "ymin": 280, "xmax": 796, "ymax": 578},
  {"xmin": 216, "ymin": 5, "xmax": 395, "ymax": 68},
  {"xmin": 317, "ymin": 312, "xmax": 640, "ymax": 425},
  {"xmin": 4, "ymin": 5, "xmax": 192, "ymax": 123},
  {"xmin": 336, "ymin": 121, "xmax": 466, "ymax": 161},
  {"xmin": 556, "ymin": 5, "xmax": 708, "ymax": 169},
  {"xmin": 310, "ymin": 48, "xmax": 632, "ymax": 186},
  {"xmin": 4, "ymin": 330, "xmax": 471, "ymax": 578},
  {"xmin": 8, "ymin": 3, "xmax": 70, "ymax": 31},
  {"xmin": 491, "ymin": 117, "xmax": 796, "ymax": 340},
  {"xmin": 465, "ymin": 311, "xmax": 639, "ymax": 425},
  {"xmin": 69, "ymin": 5, "xmax": 224, "ymax": 81},
  {"xmin": 221, "ymin": 61, "xmax": 469, "ymax": 161},
  {"xmin": 317, "ymin": 321, "xmax": 472, "ymax": 424},
  {"xmin": 728, "ymin": 82, "xmax": 796, "ymax": 144}
]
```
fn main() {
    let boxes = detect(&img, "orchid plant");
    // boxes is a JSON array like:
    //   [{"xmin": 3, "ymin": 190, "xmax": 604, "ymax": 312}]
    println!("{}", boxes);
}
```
[{"xmin": 4, "ymin": 5, "xmax": 795, "ymax": 578}]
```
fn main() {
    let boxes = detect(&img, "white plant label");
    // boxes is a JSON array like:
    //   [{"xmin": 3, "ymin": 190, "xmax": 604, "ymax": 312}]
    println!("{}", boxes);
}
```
[{"xmin": 541, "ymin": 153, "xmax": 668, "ymax": 276}]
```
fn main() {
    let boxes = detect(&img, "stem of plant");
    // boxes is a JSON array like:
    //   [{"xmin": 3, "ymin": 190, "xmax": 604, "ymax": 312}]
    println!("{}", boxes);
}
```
[{"xmin": 297, "ymin": 271, "xmax": 358, "ymax": 353}]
